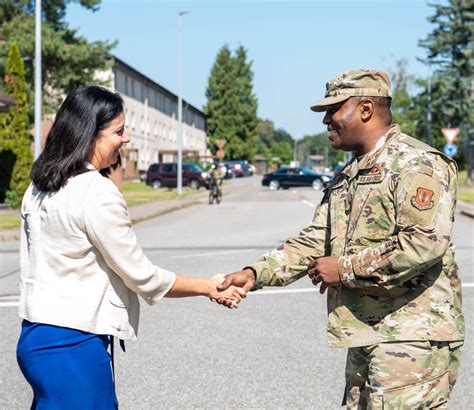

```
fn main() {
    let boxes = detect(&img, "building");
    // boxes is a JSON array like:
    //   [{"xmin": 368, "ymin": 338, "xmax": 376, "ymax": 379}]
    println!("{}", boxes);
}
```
[{"xmin": 107, "ymin": 56, "xmax": 210, "ymax": 178}]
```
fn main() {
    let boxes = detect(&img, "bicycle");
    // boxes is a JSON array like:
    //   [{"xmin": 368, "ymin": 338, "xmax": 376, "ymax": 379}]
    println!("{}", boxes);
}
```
[{"xmin": 208, "ymin": 177, "xmax": 222, "ymax": 204}]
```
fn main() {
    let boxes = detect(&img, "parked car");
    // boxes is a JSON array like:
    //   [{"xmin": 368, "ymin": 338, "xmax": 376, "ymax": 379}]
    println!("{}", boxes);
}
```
[
  {"xmin": 146, "ymin": 163, "xmax": 209, "ymax": 189},
  {"xmin": 334, "ymin": 164, "xmax": 346, "ymax": 176},
  {"xmin": 224, "ymin": 160, "xmax": 252, "ymax": 177},
  {"xmin": 220, "ymin": 163, "xmax": 235, "ymax": 179},
  {"xmin": 262, "ymin": 166, "xmax": 332, "ymax": 191}
]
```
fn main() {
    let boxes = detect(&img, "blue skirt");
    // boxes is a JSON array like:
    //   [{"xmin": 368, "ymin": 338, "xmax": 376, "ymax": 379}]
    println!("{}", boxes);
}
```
[{"xmin": 17, "ymin": 320, "xmax": 118, "ymax": 409}]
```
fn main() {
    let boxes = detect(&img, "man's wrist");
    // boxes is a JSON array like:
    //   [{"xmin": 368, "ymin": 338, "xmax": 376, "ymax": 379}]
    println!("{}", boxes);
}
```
[
  {"xmin": 242, "ymin": 266, "xmax": 257, "ymax": 280},
  {"xmin": 337, "ymin": 256, "xmax": 356, "ymax": 287}
]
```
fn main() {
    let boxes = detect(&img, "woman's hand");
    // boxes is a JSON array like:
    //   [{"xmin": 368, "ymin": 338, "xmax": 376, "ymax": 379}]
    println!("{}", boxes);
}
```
[{"xmin": 209, "ymin": 274, "xmax": 247, "ymax": 308}]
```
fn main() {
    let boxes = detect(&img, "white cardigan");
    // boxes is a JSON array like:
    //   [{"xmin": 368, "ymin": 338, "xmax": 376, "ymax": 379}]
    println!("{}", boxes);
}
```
[{"xmin": 19, "ymin": 166, "xmax": 176, "ymax": 341}]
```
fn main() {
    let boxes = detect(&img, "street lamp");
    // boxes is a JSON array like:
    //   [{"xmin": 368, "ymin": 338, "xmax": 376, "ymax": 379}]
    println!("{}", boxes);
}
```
[
  {"xmin": 427, "ymin": 64, "xmax": 432, "ymax": 147},
  {"xmin": 177, "ymin": 11, "xmax": 189, "ymax": 195},
  {"xmin": 34, "ymin": 0, "xmax": 42, "ymax": 160}
]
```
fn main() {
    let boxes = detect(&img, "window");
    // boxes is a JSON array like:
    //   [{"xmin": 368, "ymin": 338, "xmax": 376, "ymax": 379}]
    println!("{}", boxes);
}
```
[
  {"xmin": 149, "ymin": 89, "xmax": 155, "ymax": 108},
  {"xmin": 131, "ymin": 79, "xmax": 136, "ymax": 99},
  {"xmin": 163, "ymin": 164, "xmax": 176, "ymax": 173},
  {"xmin": 124, "ymin": 75, "xmax": 129, "ymax": 95},
  {"xmin": 115, "ymin": 71, "xmax": 125, "ymax": 94},
  {"xmin": 276, "ymin": 169, "xmax": 288, "ymax": 175},
  {"xmin": 149, "ymin": 164, "xmax": 159, "ymax": 172},
  {"xmin": 183, "ymin": 164, "xmax": 203, "ymax": 173}
]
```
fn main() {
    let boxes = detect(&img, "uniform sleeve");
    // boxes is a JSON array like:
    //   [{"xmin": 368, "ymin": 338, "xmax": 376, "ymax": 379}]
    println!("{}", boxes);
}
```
[
  {"xmin": 84, "ymin": 181, "xmax": 176, "ymax": 304},
  {"xmin": 251, "ymin": 200, "xmax": 329, "ymax": 289},
  {"xmin": 338, "ymin": 157, "xmax": 457, "ymax": 290}
]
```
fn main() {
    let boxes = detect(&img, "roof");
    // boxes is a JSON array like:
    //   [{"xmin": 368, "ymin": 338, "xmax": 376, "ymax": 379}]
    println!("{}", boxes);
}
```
[{"xmin": 113, "ymin": 55, "xmax": 206, "ymax": 119}]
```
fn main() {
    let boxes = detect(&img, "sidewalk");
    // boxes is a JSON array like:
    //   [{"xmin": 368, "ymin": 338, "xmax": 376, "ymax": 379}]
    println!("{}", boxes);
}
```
[
  {"xmin": 456, "ymin": 200, "xmax": 474, "ymax": 219},
  {"xmin": 0, "ymin": 189, "xmax": 210, "ymax": 242},
  {"xmin": 1, "ymin": 194, "xmax": 473, "ymax": 242}
]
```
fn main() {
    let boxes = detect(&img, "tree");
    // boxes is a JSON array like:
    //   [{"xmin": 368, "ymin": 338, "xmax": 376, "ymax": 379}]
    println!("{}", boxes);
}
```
[
  {"xmin": 234, "ymin": 46, "xmax": 258, "ymax": 161},
  {"xmin": 204, "ymin": 45, "xmax": 241, "ymax": 158},
  {"xmin": 204, "ymin": 45, "xmax": 259, "ymax": 161},
  {"xmin": 387, "ymin": 59, "xmax": 419, "ymax": 138},
  {"xmin": 0, "ymin": 41, "xmax": 33, "ymax": 207},
  {"xmin": 255, "ymin": 118, "xmax": 295, "ymax": 164},
  {"xmin": 419, "ymin": 0, "xmax": 474, "ymax": 168},
  {"xmin": 0, "ymin": 0, "xmax": 115, "ymax": 117},
  {"xmin": 297, "ymin": 132, "xmax": 346, "ymax": 169}
]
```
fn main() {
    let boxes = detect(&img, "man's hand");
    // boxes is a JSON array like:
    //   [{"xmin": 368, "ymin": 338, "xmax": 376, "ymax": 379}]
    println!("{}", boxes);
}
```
[
  {"xmin": 209, "ymin": 274, "xmax": 247, "ymax": 308},
  {"xmin": 212, "ymin": 268, "xmax": 256, "ymax": 307},
  {"xmin": 308, "ymin": 256, "xmax": 341, "ymax": 294}
]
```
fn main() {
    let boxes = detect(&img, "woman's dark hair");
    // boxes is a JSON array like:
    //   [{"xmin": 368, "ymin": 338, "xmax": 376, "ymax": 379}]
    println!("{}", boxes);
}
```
[{"xmin": 30, "ymin": 86, "xmax": 124, "ymax": 192}]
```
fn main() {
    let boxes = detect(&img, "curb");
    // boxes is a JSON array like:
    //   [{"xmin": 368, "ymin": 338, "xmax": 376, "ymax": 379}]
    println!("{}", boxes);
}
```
[
  {"xmin": 457, "ymin": 200, "xmax": 474, "ymax": 219},
  {"xmin": 0, "ymin": 193, "xmax": 210, "ymax": 243},
  {"xmin": 0, "ymin": 230, "xmax": 20, "ymax": 242},
  {"xmin": 130, "ymin": 197, "xmax": 206, "ymax": 225}
]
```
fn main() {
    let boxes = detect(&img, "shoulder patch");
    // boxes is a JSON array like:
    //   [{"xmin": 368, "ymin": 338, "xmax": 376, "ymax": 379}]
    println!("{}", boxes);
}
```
[{"xmin": 411, "ymin": 187, "xmax": 434, "ymax": 210}]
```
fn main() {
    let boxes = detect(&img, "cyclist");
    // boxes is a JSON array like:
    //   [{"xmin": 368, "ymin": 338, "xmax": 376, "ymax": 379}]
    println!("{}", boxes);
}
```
[{"xmin": 208, "ymin": 162, "xmax": 223, "ymax": 204}]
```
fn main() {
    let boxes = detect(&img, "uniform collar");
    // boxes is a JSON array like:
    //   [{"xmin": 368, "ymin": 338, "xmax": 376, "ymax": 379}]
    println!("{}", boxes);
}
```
[
  {"xmin": 339, "ymin": 124, "xmax": 400, "ymax": 182},
  {"xmin": 356, "ymin": 124, "xmax": 400, "ymax": 171}
]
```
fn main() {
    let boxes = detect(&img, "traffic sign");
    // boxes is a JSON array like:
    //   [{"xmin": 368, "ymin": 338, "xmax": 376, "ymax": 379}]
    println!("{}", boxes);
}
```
[
  {"xmin": 215, "ymin": 139, "xmax": 226, "ymax": 149},
  {"xmin": 441, "ymin": 128, "xmax": 460, "ymax": 144},
  {"xmin": 216, "ymin": 149, "xmax": 225, "ymax": 159},
  {"xmin": 444, "ymin": 143, "xmax": 458, "ymax": 157}
]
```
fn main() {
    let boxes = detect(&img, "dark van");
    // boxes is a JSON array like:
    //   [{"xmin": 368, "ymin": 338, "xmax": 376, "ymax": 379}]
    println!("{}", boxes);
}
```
[{"xmin": 145, "ymin": 163, "xmax": 209, "ymax": 189}]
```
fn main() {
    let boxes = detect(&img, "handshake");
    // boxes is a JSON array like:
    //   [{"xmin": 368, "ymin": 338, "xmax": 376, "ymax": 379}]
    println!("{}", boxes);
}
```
[
  {"xmin": 209, "ymin": 268, "xmax": 256, "ymax": 309},
  {"xmin": 208, "ymin": 256, "xmax": 342, "ymax": 308}
]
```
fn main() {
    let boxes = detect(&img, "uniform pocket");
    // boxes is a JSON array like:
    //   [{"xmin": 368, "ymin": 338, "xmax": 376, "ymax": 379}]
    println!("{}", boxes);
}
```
[{"xmin": 370, "ymin": 370, "xmax": 449, "ymax": 409}]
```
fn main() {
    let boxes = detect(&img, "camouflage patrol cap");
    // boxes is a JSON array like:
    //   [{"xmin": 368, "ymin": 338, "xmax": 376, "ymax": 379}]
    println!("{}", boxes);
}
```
[{"xmin": 310, "ymin": 69, "xmax": 392, "ymax": 112}]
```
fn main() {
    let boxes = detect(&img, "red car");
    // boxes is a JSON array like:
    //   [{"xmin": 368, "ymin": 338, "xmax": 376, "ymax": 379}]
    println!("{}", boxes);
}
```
[{"xmin": 145, "ymin": 163, "xmax": 209, "ymax": 189}]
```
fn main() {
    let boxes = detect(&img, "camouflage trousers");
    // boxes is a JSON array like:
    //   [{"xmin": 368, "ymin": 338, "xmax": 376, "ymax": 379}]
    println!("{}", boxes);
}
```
[{"xmin": 343, "ymin": 340, "xmax": 463, "ymax": 409}]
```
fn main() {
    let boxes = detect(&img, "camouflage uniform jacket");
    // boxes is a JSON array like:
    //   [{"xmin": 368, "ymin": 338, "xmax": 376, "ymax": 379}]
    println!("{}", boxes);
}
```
[{"xmin": 250, "ymin": 125, "xmax": 464, "ymax": 348}]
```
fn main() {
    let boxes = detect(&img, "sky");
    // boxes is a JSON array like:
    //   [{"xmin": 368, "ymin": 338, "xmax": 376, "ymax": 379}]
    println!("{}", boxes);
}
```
[{"xmin": 66, "ymin": 0, "xmax": 437, "ymax": 139}]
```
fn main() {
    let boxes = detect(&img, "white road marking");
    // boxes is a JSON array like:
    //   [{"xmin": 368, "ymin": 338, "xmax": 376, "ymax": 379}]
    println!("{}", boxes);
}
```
[
  {"xmin": 249, "ymin": 288, "xmax": 319, "ymax": 295},
  {"xmin": 0, "ymin": 301, "xmax": 19, "ymax": 307},
  {"xmin": 301, "ymin": 199, "xmax": 315, "ymax": 208},
  {"xmin": 170, "ymin": 249, "xmax": 257, "ymax": 259},
  {"xmin": 2, "ymin": 283, "xmax": 473, "ymax": 308}
]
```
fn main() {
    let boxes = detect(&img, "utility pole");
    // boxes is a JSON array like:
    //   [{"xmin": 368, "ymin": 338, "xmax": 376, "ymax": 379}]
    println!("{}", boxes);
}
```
[
  {"xmin": 177, "ymin": 11, "xmax": 189, "ymax": 195},
  {"xmin": 467, "ymin": 78, "xmax": 474, "ymax": 185},
  {"xmin": 427, "ymin": 65, "xmax": 433, "ymax": 147},
  {"xmin": 293, "ymin": 139, "xmax": 297, "ymax": 164},
  {"xmin": 34, "ymin": 0, "xmax": 42, "ymax": 159}
]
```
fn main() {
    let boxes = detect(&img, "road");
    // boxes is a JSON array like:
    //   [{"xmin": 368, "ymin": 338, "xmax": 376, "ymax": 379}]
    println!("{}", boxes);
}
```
[{"xmin": 1, "ymin": 176, "xmax": 473, "ymax": 409}]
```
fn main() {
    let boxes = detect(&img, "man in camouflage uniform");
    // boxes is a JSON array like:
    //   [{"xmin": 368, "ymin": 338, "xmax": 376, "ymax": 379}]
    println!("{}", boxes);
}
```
[{"xmin": 216, "ymin": 70, "xmax": 464, "ymax": 409}]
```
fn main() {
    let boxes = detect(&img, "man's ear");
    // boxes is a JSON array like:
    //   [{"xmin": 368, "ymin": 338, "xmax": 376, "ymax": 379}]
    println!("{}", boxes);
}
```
[{"xmin": 359, "ymin": 98, "xmax": 374, "ymax": 121}]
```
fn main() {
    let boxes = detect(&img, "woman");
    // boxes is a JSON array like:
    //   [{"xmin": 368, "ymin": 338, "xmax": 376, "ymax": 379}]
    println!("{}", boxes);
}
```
[{"xmin": 16, "ymin": 86, "xmax": 243, "ymax": 409}]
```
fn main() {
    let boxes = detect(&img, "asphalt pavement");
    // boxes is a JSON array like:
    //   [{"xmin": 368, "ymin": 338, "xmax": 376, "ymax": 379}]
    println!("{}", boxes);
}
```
[{"xmin": 0, "ymin": 176, "xmax": 473, "ymax": 408}]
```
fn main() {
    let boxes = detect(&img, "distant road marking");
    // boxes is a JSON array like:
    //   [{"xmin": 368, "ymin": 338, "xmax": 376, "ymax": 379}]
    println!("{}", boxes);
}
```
[
  {"xmin": 0, "ymin": 295, "xmax": 20, "ymax": 307},
  {"xmin": 301, "ymin": 199, "xmax": 315, "ymax": 208},
  {"xmin": 170, "ymin": 249, "xmax": 257, "ymax": 259},
  {"xmin": 2, "ymin": 283, "xmax": 473, "ymax": 308}
]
